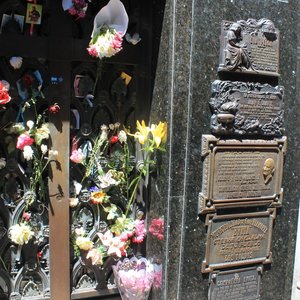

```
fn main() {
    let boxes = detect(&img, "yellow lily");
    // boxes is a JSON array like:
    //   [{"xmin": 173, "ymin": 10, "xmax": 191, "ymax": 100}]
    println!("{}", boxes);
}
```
[
  {"xmin": 134, "ymin": 120, "xmax": 150, "ymax": 145},
  {"xmin": 150, "ymin": 122, "xmax": 167, "ymax": 147}
]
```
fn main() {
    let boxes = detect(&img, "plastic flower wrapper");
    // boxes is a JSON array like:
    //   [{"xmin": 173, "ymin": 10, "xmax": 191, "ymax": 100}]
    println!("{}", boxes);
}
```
[
  {"xmin": 87, "ymin": 0, "xmax": 128, "ymax": 59},
  {"xmin": 16, "ymin": 70, "xmax": 43, "ymax": 102},
  {"xmin": 113, "ymin": 257, "xmax": 154, "ymax": 300},
  {"xmin": 152, "ymin": 263, "xmax": 163, "ymax": 290},
  {"xmin": 125, "ymin": 33, "xmax": 141, "ymax": 45}
]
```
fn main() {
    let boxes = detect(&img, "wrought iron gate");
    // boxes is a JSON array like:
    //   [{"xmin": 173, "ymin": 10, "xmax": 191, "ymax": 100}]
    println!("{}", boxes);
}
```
[{"xmin": 0, "ymin": 0, "xmax": 163, "ymax": 299}]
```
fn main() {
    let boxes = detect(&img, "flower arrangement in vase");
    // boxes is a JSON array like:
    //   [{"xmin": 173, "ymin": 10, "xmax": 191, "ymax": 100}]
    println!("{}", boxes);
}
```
[{"xmin": 112, "ymin": 256, "xmax": 155, "ymax": 300}]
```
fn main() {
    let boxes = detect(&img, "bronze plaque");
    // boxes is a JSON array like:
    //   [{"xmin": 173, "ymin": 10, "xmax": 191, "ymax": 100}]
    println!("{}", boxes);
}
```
[
  {"xmin": 208, "ymin": 266, "xmax": 262, "ymax": 300},
  {"xmin": 199, "ymin": 135, "xmax": 286, "ymax": 214},
  {"xmin": 210, "ymin": 80, "xmax": 284, "ymax": 136},
  {"xmin": 218, "ymin": 19, "xmax": 279, "ymax": 76},
  {"xmin": 202, "ymin": 210, "xmax": 275, "ymax": 273}
]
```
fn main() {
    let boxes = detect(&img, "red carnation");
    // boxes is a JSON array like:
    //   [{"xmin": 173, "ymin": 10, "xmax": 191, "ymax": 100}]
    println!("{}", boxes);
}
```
[
  {"xmin": 48, "ymin": 103, "xmax": 60, "ymax": 114},
  {"xmin": 22, "ymin": 74, "xmax": 34, "ymax": 88},
  {"xmin": 0, "ymin": 81, "xmax": 11, "ymax": 105},
  {"xmin": 110, "ymin": 136, "xmax": 118, "ymax": 144}
]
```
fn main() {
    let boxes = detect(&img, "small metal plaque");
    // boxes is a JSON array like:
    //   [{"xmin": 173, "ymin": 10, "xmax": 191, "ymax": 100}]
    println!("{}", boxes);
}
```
[
  {"xmin": 202, "ymin": 210, "xmax": 275, "ymax": 273},
  {"xmin": 199, "ymin": 135, "xmax": 286, "ymax": 214},
  {"xmin": 210, "ymin": 80, "xmax": 284, "ymax": 136},
  {"xmin": 218, "ymin": 19, "xmax": 279, "ymax": 76},
  {"xmin": 208, "ymin": 266, "xmax": 262, "ymax": 300}
]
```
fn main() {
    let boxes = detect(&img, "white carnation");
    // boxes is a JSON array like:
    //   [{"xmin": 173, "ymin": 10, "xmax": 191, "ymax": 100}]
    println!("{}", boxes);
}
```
[
  {"xmin": 9, "ymin": 223, "xmax": 34, "ymax": 245},
  {"xmin": 23, "ymin": 146, "xmax": 34, "ymax": 161},
  {"xmin": 41, "ymin": 144, "xmax": 48, "ymax": 155}
]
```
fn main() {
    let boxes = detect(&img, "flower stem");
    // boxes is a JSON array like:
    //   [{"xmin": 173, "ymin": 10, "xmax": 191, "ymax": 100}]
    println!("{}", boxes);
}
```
[
  {"xmin": 0, "ymin": 255, "xmax": 8, "ymax": 272},
  {"xmin": 125, "ymin": 173, "xmax": 142, "ymax": 217}
]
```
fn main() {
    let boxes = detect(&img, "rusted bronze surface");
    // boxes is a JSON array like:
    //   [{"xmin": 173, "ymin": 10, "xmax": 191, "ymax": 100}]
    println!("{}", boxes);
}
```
[
  {"xmin": 208, "ymin": 266, "xmax": 262, "ymax": 300},
  {"xmin": 199, "ymin": 135, "xmax": 286, "ymax": 214},
  {"xmin": 202, "ymin": 209, "xmax": 275, "ymax": 273},
  {"xmin": 218, "ymin": 19, "xmax": 279, "ymax": 76},
  {"xmin": 48, "ymin": 61, "xmax": 71, "ymax": 299},
  {"xmin": 210, "ymin": 81, "xmax": 284, "ymax": 136}
]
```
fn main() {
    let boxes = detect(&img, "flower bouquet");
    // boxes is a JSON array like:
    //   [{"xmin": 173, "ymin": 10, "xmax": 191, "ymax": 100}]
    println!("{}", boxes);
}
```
[
  {"xmin": 87, "ymin": 0, "xmax": 128, "ymax": 59},
  {"xmin": 70, "ymin": 120, "xmax": 167, "ymax": 266},
  {"xmin": 112, "ymin": 257, "xmax": 154, "ymax": 300}
]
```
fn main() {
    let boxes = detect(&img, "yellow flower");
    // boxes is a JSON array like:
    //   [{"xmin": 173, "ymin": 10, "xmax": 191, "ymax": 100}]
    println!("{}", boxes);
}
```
[
  {"xmin": 91, "ymin": 190, "xmax": 106, "ymax": 205},
  {"xmin": 134, "ymin": 120, "xmax": 150, "ymax": 145},
  {"xmin": 35, "ymin": 123, "xmax": 50, "ymax": 145},
  {"xmin": 75, "ymin": 236, "xmax": 93, "ymax": 250},
  {"xmin": 150, "ymin": 122, "xmax": 167, "ymax": 147}
]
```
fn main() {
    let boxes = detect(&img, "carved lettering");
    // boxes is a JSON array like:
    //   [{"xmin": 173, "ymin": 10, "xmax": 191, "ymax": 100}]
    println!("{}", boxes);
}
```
[
  {"xmin": 202, "ymin": 211, "xmax": 275, "ymax": 272},
  {"xmin": 219, "ymin": 19, "xmax": 279, "ymax": 76},
  {"xmin": 213, "ymin": 150, "xmax": 276, "ymax": 200},
  {"xmin": 199, "ymin": 135, "xmax": 286, "ymax": 213},
  {"xmin": 209, "ymin": 267, "xmax": 261, "ymax": 300},
  {"xmin": 210, "ymin": 80, "xmax": 284, "ymax": 136}
]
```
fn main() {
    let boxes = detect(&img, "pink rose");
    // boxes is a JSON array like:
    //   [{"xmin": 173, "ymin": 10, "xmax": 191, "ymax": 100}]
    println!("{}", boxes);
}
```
[
  {"xmin": 16, "ymin": 133, "xmax": 34, "ymax": 150},
  {"xmin": 70, "ymin": 149, "xmax": 85, "ymax": 164},
  {"xmin": 149, "ymin": 218, "xmax": 164, "ymax": 241}
]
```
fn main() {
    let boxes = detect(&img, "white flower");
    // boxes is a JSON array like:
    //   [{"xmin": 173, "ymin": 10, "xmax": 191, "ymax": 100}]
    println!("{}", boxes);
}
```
[
  {"xmin": 69, "ymin": 197, "xmax": 79, "ymax": 208},
  {"xmin": 75, "ymin": 227, "xmax": 85, "ymax": 236},
  {"xmin": 75, "ymin": 236, "xmax": 93, "ymax": 250},
  {"xmin": 9, "ymin": 57, "xmax": 23, "ymax": 69},
  {"xmin": 98, "ymin": 170, "xmax": 118, "ymax": 189},
  {"xmin": 9, "ymin": 223, "xmax": 34, "ymax": 245},
  {"xmin": 0, "ymin": 158, "xmax": 6, "ymax": 169},
  {"xmin": 49, "ymin": 150, "xmax": 58, "ymax": 157},
  {"xmin": 100, "ymin": 125, "xmax": 108, "ymax": 141},
  {"xmin": 118, "ymin": 130, "xmax": 127, "ymax": 143},
  {"xmin": 41, "ymin": 144, "xmax": 48, "ymax": 155},
  {"xmin": 23, "ymin": 146, "xmax": 34, "ymax": 161},
  {"xmin": 35, "ymin": 123, "xmax": 50, "ymax": 145},
  {"xmin": 73, "ymin": 181, "xmax": 82, "ymax": 195},
  {"xmin": 26, "ymin": 120, "xmax": 34, "ymax": 130}
]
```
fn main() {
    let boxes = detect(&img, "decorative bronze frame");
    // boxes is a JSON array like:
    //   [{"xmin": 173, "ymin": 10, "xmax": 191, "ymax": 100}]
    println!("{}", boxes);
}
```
[
  {"xmin": 199, "ymin": 135, "xmax": 286, "ymax": 214},
  {"xmin": 202, "ymin": 209, "xmax": 275, "ymax": 273}
]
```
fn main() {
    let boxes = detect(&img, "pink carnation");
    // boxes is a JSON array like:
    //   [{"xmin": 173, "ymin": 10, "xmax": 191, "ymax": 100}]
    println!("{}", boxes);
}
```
[
  {"xmin": 111, "ymin": 32, "xmax": 123, "ymax": 50},
  {"xmin": 70, "ymin": 149, "xmax": 85, "ymax": 164},
  {"xmin": 68, "ymin": 7, "xmax": 77, "ymax": 15},
  {"xmin": 132, "ymin": 220, "xmax": 146, "ymax": 244},
  {"xmin": 87, "ymin": 46, "xmax": 98, "ymax": 57},
  {"xmin": 120, "ymin": 231, "xmax": 133, "ymax": 242},
  {"xmin": 16, "ymin": 133, "xmax": 34, "ymax": 150}
]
